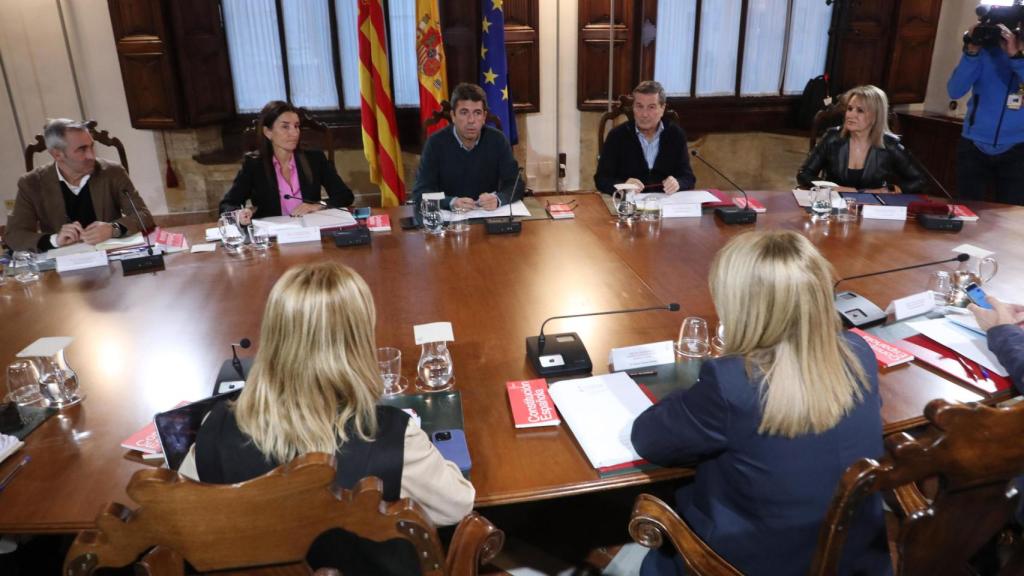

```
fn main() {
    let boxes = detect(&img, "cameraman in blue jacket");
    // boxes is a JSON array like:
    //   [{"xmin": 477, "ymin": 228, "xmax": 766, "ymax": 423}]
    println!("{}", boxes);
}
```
[{"xmin": 948, "ymin": 22, "xmax": 1024, "ymax": 205}]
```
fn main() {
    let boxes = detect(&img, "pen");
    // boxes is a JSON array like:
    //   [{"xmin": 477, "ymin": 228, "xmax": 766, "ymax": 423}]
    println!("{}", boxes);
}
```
[
  {"xmin": 0, "ymin": 455, "xmax": 30, "ymax": 493},
  {"xmin": 627, "ymin": 370, "xmax": 657, "ymax": 377}
]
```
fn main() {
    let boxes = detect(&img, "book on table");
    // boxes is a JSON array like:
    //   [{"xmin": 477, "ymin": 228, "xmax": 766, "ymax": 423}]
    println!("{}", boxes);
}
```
[{"xmin": 507, "ymin": 379, "xmax": 561, "ymax": 428}]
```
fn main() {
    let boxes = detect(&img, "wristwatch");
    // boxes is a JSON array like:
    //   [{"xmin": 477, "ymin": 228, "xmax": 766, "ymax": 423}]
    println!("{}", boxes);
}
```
[{"xmin": 110, "ymin": 222, "xmax": 126, "ymax": 238}]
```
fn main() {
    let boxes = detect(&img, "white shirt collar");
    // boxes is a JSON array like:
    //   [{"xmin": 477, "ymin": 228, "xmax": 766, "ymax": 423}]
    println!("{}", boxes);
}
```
[{"xmin": 56, "ymin": 164, "xmax": 92, "ymax": 196}]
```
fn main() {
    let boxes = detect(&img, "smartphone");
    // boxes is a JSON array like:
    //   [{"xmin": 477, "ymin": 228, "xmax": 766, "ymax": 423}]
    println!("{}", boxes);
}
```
[
  {"xmin": 431, "ymin": 429, "xmax": 471, "ymax": 475},
  {"xmin": 966, "ymin": 282, "xmax": 992, "ymax": 309},
  {"xmin": 353, "ymin": 206, "xmax": 371, "ymax": 219}
]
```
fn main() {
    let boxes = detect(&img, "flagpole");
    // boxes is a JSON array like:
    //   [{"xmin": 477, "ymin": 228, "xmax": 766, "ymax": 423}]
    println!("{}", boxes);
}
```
[
  {"xmin": 607, "ymin": 0, "xmax": 615, "ymax": 113},
  {"xmin": 555, "ymin": 0, "xmax": 561, "ymax": 194}
]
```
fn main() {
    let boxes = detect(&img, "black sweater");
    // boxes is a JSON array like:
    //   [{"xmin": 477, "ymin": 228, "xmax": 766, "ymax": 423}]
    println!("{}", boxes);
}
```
[
  {"xmin": 595, "ymin": 120, "xmax": 696, "ymax": 194},
  {"xmin": 412, "ymin": 125, "xmax": 525, "ymax": 210},
  {"xmin": 797, "ymin": 127, "xmax": 925, "ymax": 193}
]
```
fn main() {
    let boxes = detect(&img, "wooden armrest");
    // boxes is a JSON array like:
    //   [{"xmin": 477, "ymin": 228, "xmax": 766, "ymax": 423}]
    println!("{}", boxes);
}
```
[{"xmin": 629, "ymin": 494, "xmax": 742, "ymax": 576}]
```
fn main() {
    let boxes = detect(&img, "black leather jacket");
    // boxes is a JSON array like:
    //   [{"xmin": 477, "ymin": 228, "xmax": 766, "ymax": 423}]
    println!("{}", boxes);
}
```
[{"xmin": 797, "ymin": 127, "xmax": 925, "ymax": 194}]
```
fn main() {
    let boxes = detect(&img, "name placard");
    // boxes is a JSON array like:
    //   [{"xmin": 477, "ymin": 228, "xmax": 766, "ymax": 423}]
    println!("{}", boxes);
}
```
[
  {"xmin": 56, "ymin": 250, "xmax": 109, "ymax": 273},
  {"xmin": 886, "ymin": 290, "xmax": 935, "ymax": 321},
  {"xmin": 661, "ymin": 203, "xmax": 702, "ymax": 218},
  {"xmin": 610, "ymin": 340, "xmax": 675, "ymax": 371},
  {"xmin": 414, "ymin": 321, "xmax": 454, "ymax": 344},
  {"xmin": 276, "ymin": 227, "xmax": 321, "ymax": 244},
  {"xmin": 862, "ymin": 205, "xmax": 907, "ymax": 221}
]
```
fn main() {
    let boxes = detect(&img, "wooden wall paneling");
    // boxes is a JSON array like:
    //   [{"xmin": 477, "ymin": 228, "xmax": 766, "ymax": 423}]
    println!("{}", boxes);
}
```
[
  {"xmin": 831, "ymin": 0, "xmax": 894, "ymax": 93},
  {"xmin": 578, "ymin": 0, "xmax": 635, "ymax": 110},
  {"xmin": 107, "ymin": 0, "xmax": 183, "ymax": 128},
  {"xmin": 166, "ymin": 0, "xmax": 236, "ymax": 125},
  {"xmin": 440, "ymin": 2, "xmax": 480, "ymax": 90},
  {"xmin": 885, "ymin": 0, "xmax": 943, "ymax": 104},
  {"xmin": 504, "ymin": 0, "xmax": 539, "ymax": 113},
  {"xmin": 897, "ymin": 112, "xmax": 961, "ymax": 198}
]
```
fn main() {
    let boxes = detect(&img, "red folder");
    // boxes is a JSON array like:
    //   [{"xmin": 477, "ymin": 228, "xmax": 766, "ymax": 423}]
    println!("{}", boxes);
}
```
[{"xmin": 897, "ymin": 334, "xmax": 1010, "ymax": 395}]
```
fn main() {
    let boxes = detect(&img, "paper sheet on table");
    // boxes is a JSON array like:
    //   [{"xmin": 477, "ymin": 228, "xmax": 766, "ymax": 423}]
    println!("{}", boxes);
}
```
[
  {"xmin": 38, "ymin": 243, "xmax": 96, "ymax": 261},
  {"xmin": 907, "ymin": 317, "xmax": 1008, "ymax": 376},
  {"xmin": 38, "ymin": 233, "xmax": 147, "ymax": 261},
  {"xmin": 252, "ymin": 216, "xmax": 303, "ymax": 236},
  {"xmin": 633, "ymin": 191, "xmax": 719, "ymax": 204},
  {"xmin": 442, "ymin": 200, "xmax": 530, "ymax": 221},
  {"xmin": 548, "ymin": 372, "xmax": 651, "ymax": 469},
  {"xmin": 301, "ymin": 208, "xmax": 357, "ymax": 229},
  {"xmin": 95, "ymin": 232, "xmax": 146, "ymax": 251}
]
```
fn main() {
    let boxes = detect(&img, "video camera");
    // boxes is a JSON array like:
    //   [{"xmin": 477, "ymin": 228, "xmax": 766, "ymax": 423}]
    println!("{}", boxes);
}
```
[{"xmin": 965, "ymin": 1, "xmax": 1024, "ymax": 47}]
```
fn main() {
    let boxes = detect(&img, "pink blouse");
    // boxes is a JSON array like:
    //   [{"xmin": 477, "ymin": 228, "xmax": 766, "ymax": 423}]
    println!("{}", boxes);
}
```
[{"xmin": 274, "ymin": 155, "xmax": 302, "ymax": 216}]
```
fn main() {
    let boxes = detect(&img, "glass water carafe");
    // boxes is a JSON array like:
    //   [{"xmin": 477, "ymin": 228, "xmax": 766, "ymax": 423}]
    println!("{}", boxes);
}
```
[{"xmin": 416, "ymin": 341, "xmax": 453, "ymax": 392}]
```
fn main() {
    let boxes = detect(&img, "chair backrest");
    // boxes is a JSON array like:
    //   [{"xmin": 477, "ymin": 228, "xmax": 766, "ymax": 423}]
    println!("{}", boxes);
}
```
[
  {"xmin": 244, "ymin": 107, "xmax": 336, "ymax": 166},
  {"xmin": 811, "ymin": 399, "xmax": 1024, "ymax": 576},
  {"xmin": 63, "ymin": 453, "xmax": 503, "ymax": 576},
  {"xmin": 423, "ymin": 100, "xmax": 503, "ymax": 138},
  {"xmin": 24, "ymin": 120, "xmax": 129, "ymax": 173},
  {"xmin": 597, "ymin": 94, "xmax": 682, "ymax": 155}
]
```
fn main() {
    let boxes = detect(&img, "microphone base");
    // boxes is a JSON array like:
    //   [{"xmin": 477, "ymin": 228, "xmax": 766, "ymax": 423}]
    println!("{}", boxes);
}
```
[
  {"xmin": 525, "ymin": 333, "xmax": 593, "ymax": 377},
  {"xmin": 834, "ymin": 291, "xmax": 887, "ymax": 328},
  {"xmin": 714, "ymin": 207, "xmax": 757, "ymax": 225},
  {"xmin": 121, "ymin": 253, "xmax": 165, "ymax": 276},
  {"xmin": 485, "ymin": 219, "xmax": 522, "ymax": 235},
  {"xmin": 332, "ymin": 227, "xmax": 372, "ymax": 246},
  {"xmin": 918, "ymin": 213, "xmax": 964, "ymax": 232}
]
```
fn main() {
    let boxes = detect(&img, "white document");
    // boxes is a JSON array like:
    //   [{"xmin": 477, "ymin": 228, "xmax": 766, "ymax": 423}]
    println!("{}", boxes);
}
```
[
  {"xmin": 0, "ymin": 434, "xmax": 24, "ymax": 466},
  {"xmin": 907, "ymin": 318, "xmax": 1008, "ymax": 377},
  {"xmin": 610, "ymin": 340, "xmax": 675, "ymax": 371},
  {"xmin": 252, "ymin": 216, "xmax": 302, "ymax": 236},
  {"xmin": 951, "ymin": 243, "xmax": 994, "ymax": 259},
  {"xmin": 634, "ymin": 191, "xmax": 719, "ymax": 205},
  {"xmin": 885, "ymin": 291, "xmax": 935, "ymax": 321},
  {"xmin": 548, "ymin": 372, "xmax": 652, "ymax": 469},
  {"xmin": 661, "ymin": 203, "xmax": 702, "ymax": 218},
  {"xmin": 95, "ymin": 232, "xmax": 146, "ymax": 251},
  {"xmin": 56, "ymin": 250, "xmax": 109, "ymax": 273},
  {"xmin": 18, "ymin": 336, "xmax": 74, "ymax": 358},
  {"xmin": 38, "ymin": 243, "xmax": 96, "ymax": 261},
  {"xmin": 301, "ymin": 208, "xmax": 357, "ymax": 229},
  {"xmin": 862, "ymin": 205, "xmax": 907, "ymax": 221},
  {"xmin": 276, "ymin": 227, "xmax": 321, "ymax": 244},
  {"xmin": 205, "ymin": 227, "xmax": 222, "ymax": 242},
  {"xmin": 414, "ymin": 322, "xmax": 455, "ymax": 344},
  {"xmin": 190, "ymin": 243, "xmax": 217, "ymax": 253},
  {"xmin": 945, "ymin": 312, "xmax": 986, "ymax": 336},
  {"xmin": 442, "ymin": 200, "xmax": 530, "ymax": 221}
]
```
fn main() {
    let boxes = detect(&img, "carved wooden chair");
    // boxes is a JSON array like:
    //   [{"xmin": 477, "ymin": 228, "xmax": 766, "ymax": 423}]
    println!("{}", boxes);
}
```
[
  {"xmin": 63, "ymin": 453, "xmax": 504, "ymax": 576},
  {"xmin": 24, "ymin": 120, "xmax": 129, "ymax": 173},
  {"xmin": 629, "ymin": 399, "xmax": 1024, "ymax": 575},
  {"xmin": 422, "ymin": 100, "xmax": 502, "ymax": 138},
  {"xmin": 597, "ymin": 94, "xmax": 681, "ymax": 155},
  {"xmin": 244, "ymin": 107, "xmax": 336, "ymax": 166}
]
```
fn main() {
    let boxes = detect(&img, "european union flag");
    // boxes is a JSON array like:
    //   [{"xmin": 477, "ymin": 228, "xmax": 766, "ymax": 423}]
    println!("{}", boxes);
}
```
[{"xmin": 480, "ymin": 0, "xmax": 518, "ymax": 145}]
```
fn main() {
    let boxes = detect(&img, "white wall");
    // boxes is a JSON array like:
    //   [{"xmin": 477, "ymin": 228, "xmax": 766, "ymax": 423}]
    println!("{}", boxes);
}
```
[
  {"xmin": 0, "ymin": 0, "xmax": 166, "ymax": 227},
  {"xmin": 921, "ymin": 1, "xmax": 980, "ymax": 116}
]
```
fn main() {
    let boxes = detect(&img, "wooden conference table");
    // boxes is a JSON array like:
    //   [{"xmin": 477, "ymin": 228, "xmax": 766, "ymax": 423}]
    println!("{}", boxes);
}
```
[{"xmin": 1, "ymin": 190, "xmax": 1022, "ymax": 534}]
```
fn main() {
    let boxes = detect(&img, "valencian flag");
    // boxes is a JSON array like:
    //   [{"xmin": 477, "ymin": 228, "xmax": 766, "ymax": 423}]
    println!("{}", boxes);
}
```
[
  {"xmin": 358, "ymin": 0, "xmax": 405, "ymax": 207},
  {"xmin": 416, "ymin": 0, "xmax": 448, "ymax": 136},
  {"xmin": 480, "ymin": 0, "xmax": 518, "ymax": 145}
]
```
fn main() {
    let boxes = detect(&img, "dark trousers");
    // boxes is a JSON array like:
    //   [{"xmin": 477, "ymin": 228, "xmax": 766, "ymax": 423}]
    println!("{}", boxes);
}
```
[{"xmin": 956, "ymin": 137, "xmax": 1024, "ymax": 205}]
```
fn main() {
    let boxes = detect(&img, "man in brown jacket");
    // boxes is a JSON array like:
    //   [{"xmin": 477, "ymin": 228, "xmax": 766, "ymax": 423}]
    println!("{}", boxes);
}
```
[{"xmin": 6, "ymin": 119, "xmax": 154, "ymax": 252}]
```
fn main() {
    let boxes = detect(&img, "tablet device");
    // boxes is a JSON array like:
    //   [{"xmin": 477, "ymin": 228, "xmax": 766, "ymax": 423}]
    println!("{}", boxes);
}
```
[{"xmin": 155, "ymin": 390, "xmax": 240, "ymax": 471}]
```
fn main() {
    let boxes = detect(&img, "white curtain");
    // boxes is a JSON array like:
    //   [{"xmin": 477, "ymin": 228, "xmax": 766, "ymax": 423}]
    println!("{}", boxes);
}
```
[
  {"xmin": 281, "ymin": 0, "xmax": 338, "ymax": 110},
  {"xmin": 783, "ymin": 0, "xmax": 833, "ymax": 94},
  {"xmin": 695, "ymin": 0, "xmax": 742, "ymax": 96},
  {"xmin": 222, "ymin": 0, "xmax": 286, "ymax": 113},
  {"xmin": 653, "ymin": 0, "xmax": 697, "ymax": 97},
  {"xmin": 388, "ymin": 0, "xmax": 420, "ymax": 107},
  {"xmin": 740, "ymin": 0, "xmax": 788, "ymax": 96},
  {"xmin": 335, "ymin": 0, "xmax": 360, "ymax": 110}
]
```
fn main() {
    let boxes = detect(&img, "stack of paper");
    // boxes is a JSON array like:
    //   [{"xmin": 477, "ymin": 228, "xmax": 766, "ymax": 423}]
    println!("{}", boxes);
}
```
[
  {"xmin": 906, "ymin": 317, "xmax": 1008, "ymax": 377},
  {"xmin": 252, "ymin": 208, "xmax": 357, "ymax": 236},
  {"xmin": 38, "ymin": 232, "xmax": 148, "ymax": 261},
  {"xmin": 0, "ymin": 434, "xmax": 24, "ymax": 465},
  {"xmin": 442, "ymin": 200, "xmax": 530, "ymax": 221}
]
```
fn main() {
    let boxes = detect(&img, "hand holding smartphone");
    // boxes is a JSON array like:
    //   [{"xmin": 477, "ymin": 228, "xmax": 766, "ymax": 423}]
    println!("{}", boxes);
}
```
[{"xmin": 966, "ymin": 282, "xmax": 992, "ymax": 310}]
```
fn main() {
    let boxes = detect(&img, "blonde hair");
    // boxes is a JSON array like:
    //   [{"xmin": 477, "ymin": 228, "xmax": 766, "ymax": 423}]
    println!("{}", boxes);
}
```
[
  {"xmin": 709, "ymin": 231, "xmax": 869, "ymax": 438},
  {"xmin": 234, "ymin": 262, "xmax": 381, "ymax": 463},
  {"xmin": 840, "ymin": 85, "xmax": 891, "ymax": 148}
]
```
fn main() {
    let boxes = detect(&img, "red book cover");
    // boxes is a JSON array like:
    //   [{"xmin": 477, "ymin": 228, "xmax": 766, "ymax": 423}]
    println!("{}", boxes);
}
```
[
  {"xmin": 733, "ymin": 196, "xmax": 767, "ymax": 213},
  {"xmin": 949, "ymin": 205, "xmax": 979, "ymax": 221},
  {"xmin": 366, "ymin": 214, "xmax": 391, "ymax": 232},
  {"xmin": 897, "ymin": 334, "xmax": 1010, "ymax": 395},
  {"xmin": 120, "ymin": 401, "xmax": 189, "ymax": 454},
  {"xmin": 506, "ymin": 379, "xmax": 561, "ymax": 428},
  {"xmin": 152, "ymin": 227, "xmax": 187, "ymax": 248},
  {"xmin": 705, "ymin": 188, "xmax": 732, "ymax": 207},
  {"xmin": 849, "ymin": 328, "xmax": 914, "ymax": 369},
  {"xmin": 546, "ymin": 203, "xmax": 576, "ymax": 219}
]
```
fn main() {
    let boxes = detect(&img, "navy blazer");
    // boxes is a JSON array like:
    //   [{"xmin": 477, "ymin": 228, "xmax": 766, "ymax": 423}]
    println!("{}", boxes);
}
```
[
  {"xmin": 219, "ymin": 149, "xmax": 353, "ymax": 217},
  {"xmin": 631, "ymin": 333, "xmax": 891, "ymax": 576},
  {"xmin": 594, "ymin": 120, "xmax": 696, "ymax": 194}
]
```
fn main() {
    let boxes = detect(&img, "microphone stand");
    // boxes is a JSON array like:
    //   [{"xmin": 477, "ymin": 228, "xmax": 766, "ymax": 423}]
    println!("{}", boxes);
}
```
[
  {"xmin": 690, "ymin": 150, "xmax": 757, "ymax": 225},
  {"xmin": 486, "ymin": 167, "xmax": 523, "ymax": 234},
  {"xmin": 119, "ymin": 190, "xmax": 165, "ymax": 276}
]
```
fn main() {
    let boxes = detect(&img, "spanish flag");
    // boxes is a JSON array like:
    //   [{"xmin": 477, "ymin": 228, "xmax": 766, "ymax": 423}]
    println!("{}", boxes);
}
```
[
  {"xmin": 358, "ymin": 0, "xmax": 405, "ymax": 207},
  {"xmin": 416, "ymin": 0, "xmax": 448, "ymax": 136}
]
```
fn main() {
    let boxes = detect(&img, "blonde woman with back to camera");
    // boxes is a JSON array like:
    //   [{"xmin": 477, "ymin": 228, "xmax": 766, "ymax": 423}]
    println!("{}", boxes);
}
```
[
  {"xmin": 180, "ymin": 262, "xmax": 474, "ymax": 574},
  {"xmin": 631, "ymin": 230, "xmax": 891, "ymax": 575}
]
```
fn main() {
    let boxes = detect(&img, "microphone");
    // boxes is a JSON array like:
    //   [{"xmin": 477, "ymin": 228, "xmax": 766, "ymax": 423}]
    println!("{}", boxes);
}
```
[
  {"xmin": 486, "ymin": 167, "xmax": 523, "ymax": 235},
  {"xmin": 905, "ymin": 153, "xmax": 964, "ymax": 232},
  {"xmin": 283, "ymin": 194, "xmax": 328, "ymax": 207},
  {"xmin": 119, "ymin": 189, "xmax": 165, "ymax": 276},
  {"xmin": 833, "ymin": 254, "xmax": 969, "ymax": 328},
  {"xmin": 690, "ymin": 149, "xmax": 757, "ymax": 225},
  {"xmin": 231, "ymin": 338, "xmax": 252, "ymax": 380},
  {"xmin": 526, "ymin": 303, "xmax": 680, "ymax": 377}
]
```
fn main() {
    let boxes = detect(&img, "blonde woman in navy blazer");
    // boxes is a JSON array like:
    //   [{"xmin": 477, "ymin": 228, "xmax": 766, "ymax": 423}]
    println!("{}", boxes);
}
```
[{"xmin": 631, "ymin": 230, "xmax": 891, "ymax": 575}]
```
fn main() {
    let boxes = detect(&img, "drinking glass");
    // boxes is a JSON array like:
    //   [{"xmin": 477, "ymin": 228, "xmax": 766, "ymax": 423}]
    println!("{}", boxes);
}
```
[
  {"xmin": 711, "ymin": 322, "xmax": 726, "ymax": 354},
  {"xmin": 37, "ymin": 350, "xmax": 81, "ymax": 408},
  {"xmin": 675, "ymin": 317, "xmax": 710, "ymax": 358},
  {"xmin": 377, "ymin": 347, "xmax": 406, "ymax": 396},
  {"xmin": 218, "ymin": 212, "xmax": 246, "ymax": 252},
  {"xmin": 614, "ymin": 190, "xmax": 637, "ymax": 224},
  {"xmin": 928, "ymin": 271, "xmax": 953, "ymax": 306},
  {"xmin": 838, "ymin": 198, "xmax": 859, "ymax": 222},
  {"xmin": 12, "ymin": 251, "xmax": 39, "ymax": 284},
  {"xmin": 421, "ymin": 198, "xmax": 445, "ymax": 236},
  {"xmin": 641, "ymin": 197, "xmax": 662, "ymax": 221},
  {"xmin": 810, "ymin": 187, "xmax": 833, "ymax": 221},
  {"xmin": 417, "ymin": 341, "xmax": 453, "ymax": 391},
  {"xmin": 249, "ymin": 225, "xmax": 271, "ymax": 250},
  {"xmin": 6, "ymin": 360, "xmax": 43, "ymax": 405},
  {"xmin": 448, "ymin": 206, "xmax": 470, "ymax": 234}
]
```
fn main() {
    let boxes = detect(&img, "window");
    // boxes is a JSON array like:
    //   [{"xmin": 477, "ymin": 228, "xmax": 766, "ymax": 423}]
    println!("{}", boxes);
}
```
[
  {"xmin": 652, "ymin": 0, "xmax": 832, "ymax": 99},
  {"xmin": 222, "ymin": 0, "xmax": 419, "ymax": 114}
]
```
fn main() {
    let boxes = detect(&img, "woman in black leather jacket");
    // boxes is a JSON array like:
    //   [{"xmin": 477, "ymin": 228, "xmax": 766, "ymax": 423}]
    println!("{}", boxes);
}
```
[{"xmin": 797, "ymin": 85, "xmax": 925, "ymax": 194}]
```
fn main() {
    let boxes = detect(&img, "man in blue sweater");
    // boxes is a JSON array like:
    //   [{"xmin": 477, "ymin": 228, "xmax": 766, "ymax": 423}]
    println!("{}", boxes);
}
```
[
  {"xmin": 948, "ymin": 22, "xmax": 1024, "ymax": 205},
  {"xmin": 412, "ymin": 83, "xmax": 524, "ymax": 211}
]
